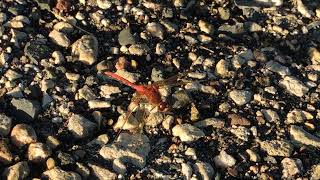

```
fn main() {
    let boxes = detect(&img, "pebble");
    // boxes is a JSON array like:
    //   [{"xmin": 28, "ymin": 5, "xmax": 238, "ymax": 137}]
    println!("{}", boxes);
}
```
[
  {"xmin": 311, "ymin": 164, "xmax": 320, "ymax": 180},
  {"xmin": 24, "ymin": 39, "xmax": 51, "ymax": 62},
  {"xmin": 198, "ymin": 20, "xmax": 214, "ymax": 34},
  {"xmin": 162, "ymin": 115, "xmax": 174, "ymax": 131},
  {"xmin": 49, "ymin": 30, "xmax": 70, "ymax": 47},
  {"xmin": 261, "ymin": 109, "xmax": 280, "ymax": 122},
  {"xmin": 266, "ymin": 60, "xmax": 291, "ymax": 76},
  {"xmin": 171, "ymin": 90, "xmax": 191, "ymax": 109},
  {"xmin": 181, "ymin": 163, "xmax": 193, "ymax": 180},
  {"xmin": 53, "ymin": 22, "xmax": 74, "ymax": 33},
  {"xmin": 296, "ymin": 0, "xmax": 313, "ymax": 18},
  {"xmin": 286, "ymin": 109, "xmax": 313, "ymax": 124},
  {"xmin": 0, "ymin": 12, "xmax": 7, "ymax": 23},
  {"xmin": 10, "ymin": 124, "xmax": 37, "ymax": 147},
  {"xmin": 0, "ymin": 114, "xmax": 12, "ymax": 136},
  {"xmin": 97, "ymin": 0, "xmax": 112, "ymax": 10},
  {"xmin": 160, "ymin": 19, "xmax": 178, "ymax": 32},
  {"xmin": 218, "ymin": 7, "xmax": 230, "ymax": 20},
  {"xmin": 145, "ymin": 112, "xmax": 165, "ymax": 128},
  {"xmin": 194, "ymin": 118, "xmax": 225, "ymax": 128},
  {"xmin": 155, "ymin": 43, "xmax": 166, "ymax": 55},
  {"xmin": 99, "ymin": 84, "xmax": 121, "ymax": 96},
  {"xmin": 67, "ymin": 114, "xmax": 97, "ymax": 139},
  {"xmin": 246, "ymin": 149, "xmax": 260, "ymax": 162},
  {"xmin": 88, "ymin": 100, "xmax": 111, "ymax": 109},
  {"xmin": 57, "ymin": 152, "xmax": 75, "ymax": 166},
  {"xmin": 75, "ymin": 162, "xmax": 90, "ymax": 179},
  {"xmin": 0, "ymin": 139, "xmax": 13, "ymax": 164},
  {"xmin": 27, "ymin": 142, "xmax": 52, "ymax": 163},
  {"xmin": 52, "ymin": 51, "xmax": 65, "ymax": 64},
  {"xmin": 281, "ymin": 158, "xmax": 303, "ymax": 178},
  {"xmin": 232, "ymin": 49, "xmax": 254, "ymax": 69},
  {"xmin": 88, "ymin": 163, "xmax": 117, "ymax": 179},
  {"xmin": 229, "ymin": 90, "xmax": 252, "ymax": 106},
  {"xmin": 230, "ymin": 126, "xmax": 251, "ymax": 141},
  {"xmin": 259, "ymin": 140, "xmax": 293, "ymax": 157},
  {"xmin": 5, "ymin": 69, "xmax": 22, "ymax": 81},
  {"xmin": 46, "ymin": 158, "xmax": 56, "ymax": 170},
  {"xmin": 11, "ymin": 98, "xmax": 41, "ymax": 120},
  {"xmin": 229, "ymin": 114, "xmax": 251, "ymax": 126},
  {"xmin": 87, "ymin": 134, "xmax": 109, "ymax": 147},
  {"xmin": 78, "ymin": 85, "xmax": 97, "ymax": 101},
  {"xmin": 309, "ymin": 47, "xmax": 320, "ymax": 65},
  {"xmin": 172, "ymin": 124, "xmax": 205, "ymax": 142},
  {"xmin": 42, "ymin": 167, "xmax": 81, "ymax": 180},
  {"xmin": 3, "ymin": 161, "xmax": 30, "ymax": 180},
  {"xmin": 146, "ymin": 22, "xmax": 164, "ymax": 39},
  {"xmin": 128, "ymin": 44, "xmax": 150, "ymax": 55},
  {"xmin": 0, "ymin": 52, "xmax": 9, "ymax": 67},
  {"xmin": 290, "ymin": 125, "xmax": 320, "ymax": 148},
  {"xmin": 71, "ymin": 35, "xmax": 98, "ymax": 65},
  {"xmin": 213, "ymin": 150, "xmax": 236, "ymax": 169},
  {"xmin": 194, "ymin": 162, "xmax": 215, "ymax": 180},
  {"xmin": 99, "ymin": 133, "xmax": 150, "ymax": 173},
  {"xmin": 113, "ymin": 70, "xmax": 140, "ymax": 83},
  {"xmin": 279, "ymin": 76, "xmax": 309, "ymax": 97},
  {"xmin": 215, "ymin": 59, "xmax": 230, "ymax": 77},
  {"xmin": 118, "ymin": 28, "xmax": 135, "ymax": 46}
]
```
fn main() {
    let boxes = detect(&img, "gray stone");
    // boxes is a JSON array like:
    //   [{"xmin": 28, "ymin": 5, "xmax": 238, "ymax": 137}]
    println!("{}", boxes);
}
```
[
  {"xmin": 290, "ymin": 125, "xmax": 320, "ymax": 148},
  {"xmin": 88, "ymin": 163, "xmax": 117, "ymax": 179},
  {"xmin": 213, "ymin": 150, "xmax": 236, "ymax": 168},
  {"xmin": 27, "ymin": 142, "xmax": 52, "ymax": 163},
  {"xmin": 71, "ymin": 35, "xmax": 98, "ymax": 65},
  {"xmin": 88, "ymin": 100, "xmax": 111, "ymax": 109},
  {"xmin": 10, "ymin": 124, "xmax": 37, "ymax": 147},
  {"xmin": 67, "ymin": 114, "xmax": 97, "ymax": 139},
  {"xmin": 0, "ymin": 114, "xmax": 12, "ymax": 136},
  {"xmin": 266, "ymin": 61, "xmax": 291, "ymax": 76},
  {"xmin": 99, "ymin": 133, "xmax": 150, "ymax": 174},
  {"xmin": 229, "ymin": 90, "xmax": 252, "ymax": 106},
  {"xmin": 194, "ymin": 162, "xmax": 215, "ymax": 180},
  {"xmin": 53, "ymin": 22, "xmax": 74, "ymax": 34},
  {"xmin": 118, "ymin": 28, "xmax": 135, "ymax": 46},
  {"xmin": 260, "ymin": 140, "xmax": 293, "ymax": 157},
  {"xmin": 42, "ymin": 167, "xmax": 81, "ymax": 180},
  {"xmin": 279, "ymin": 76, "xmax": 309, "ymax": 97},
  {"xmin": 234, "ymin": 0, "xmax": 282, "ymax": 8},
  {"xmin": 11, "ymin": 98, "xmax": 40, "ymax": 120},
  {"xmin": 171, "ymin": 90, "xmax": 191, "ymax": 109},
  {"xmin": 3, "ymin": 161, "xmax": 30, "ymax": 180},
  {"xmin": 172, "ymin": 124, "xmax": 205, "ymax": 142},
  {"xmin": 281, "ymin": 158, "xmax": 303, "ymax": 178}
]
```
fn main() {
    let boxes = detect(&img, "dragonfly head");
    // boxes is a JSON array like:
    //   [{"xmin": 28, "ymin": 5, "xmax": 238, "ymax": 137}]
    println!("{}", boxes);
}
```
[{"xmin": 158, "ymin": 102, "xmax": 169, "ymax": 112}]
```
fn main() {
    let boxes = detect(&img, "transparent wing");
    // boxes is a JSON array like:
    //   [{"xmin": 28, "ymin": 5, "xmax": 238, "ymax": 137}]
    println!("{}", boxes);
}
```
[{"xmin": 154, "ymin": 69, "xmax": 193, "ymax": 87}]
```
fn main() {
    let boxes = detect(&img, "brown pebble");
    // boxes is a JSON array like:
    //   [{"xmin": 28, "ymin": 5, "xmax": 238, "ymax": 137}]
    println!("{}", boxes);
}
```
[
  {"xmin": 229, "ymin": 114, "xmax": 251, "ymax": 126},
  {"xmin": 46, "ymin": 136, "xmax": 61, "ymax": 149},
  {"xmin": 10, "ymin": 124, "xmax": 37, "ymax": 148},
  {"xmin": 46, "ymin": 158, "xmax": 56, "ymax": 170}
]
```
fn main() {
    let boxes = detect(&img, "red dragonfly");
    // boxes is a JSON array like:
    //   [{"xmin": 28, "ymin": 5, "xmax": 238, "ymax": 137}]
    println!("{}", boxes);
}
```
[{"xmin": 104, "ymin": 70, "xmax": 191, "ymax": 134}]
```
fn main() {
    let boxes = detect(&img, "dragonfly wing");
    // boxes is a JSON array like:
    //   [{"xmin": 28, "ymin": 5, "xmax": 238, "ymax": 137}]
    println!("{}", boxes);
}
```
[{"xmin": 155, "ymin": 69, "xmax": 193, "ymax": 87}]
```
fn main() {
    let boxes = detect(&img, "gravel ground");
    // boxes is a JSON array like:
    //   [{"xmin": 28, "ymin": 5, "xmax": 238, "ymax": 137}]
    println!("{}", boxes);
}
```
[{"xmin": 1, "ymin": 0, "xmax": 320, "ymax": 179}]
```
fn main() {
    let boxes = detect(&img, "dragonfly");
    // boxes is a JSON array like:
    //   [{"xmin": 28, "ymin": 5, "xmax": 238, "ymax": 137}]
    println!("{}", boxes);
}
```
[{"xmin": 103, "ymin": 70, "xmax": 192, "ymax": 136}]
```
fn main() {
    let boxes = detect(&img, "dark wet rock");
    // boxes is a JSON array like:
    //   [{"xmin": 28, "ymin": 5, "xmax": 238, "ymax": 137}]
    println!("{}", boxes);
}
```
[{"xmin": 11, "ymin": 98, "xmax": 41, "ymax": 121}]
